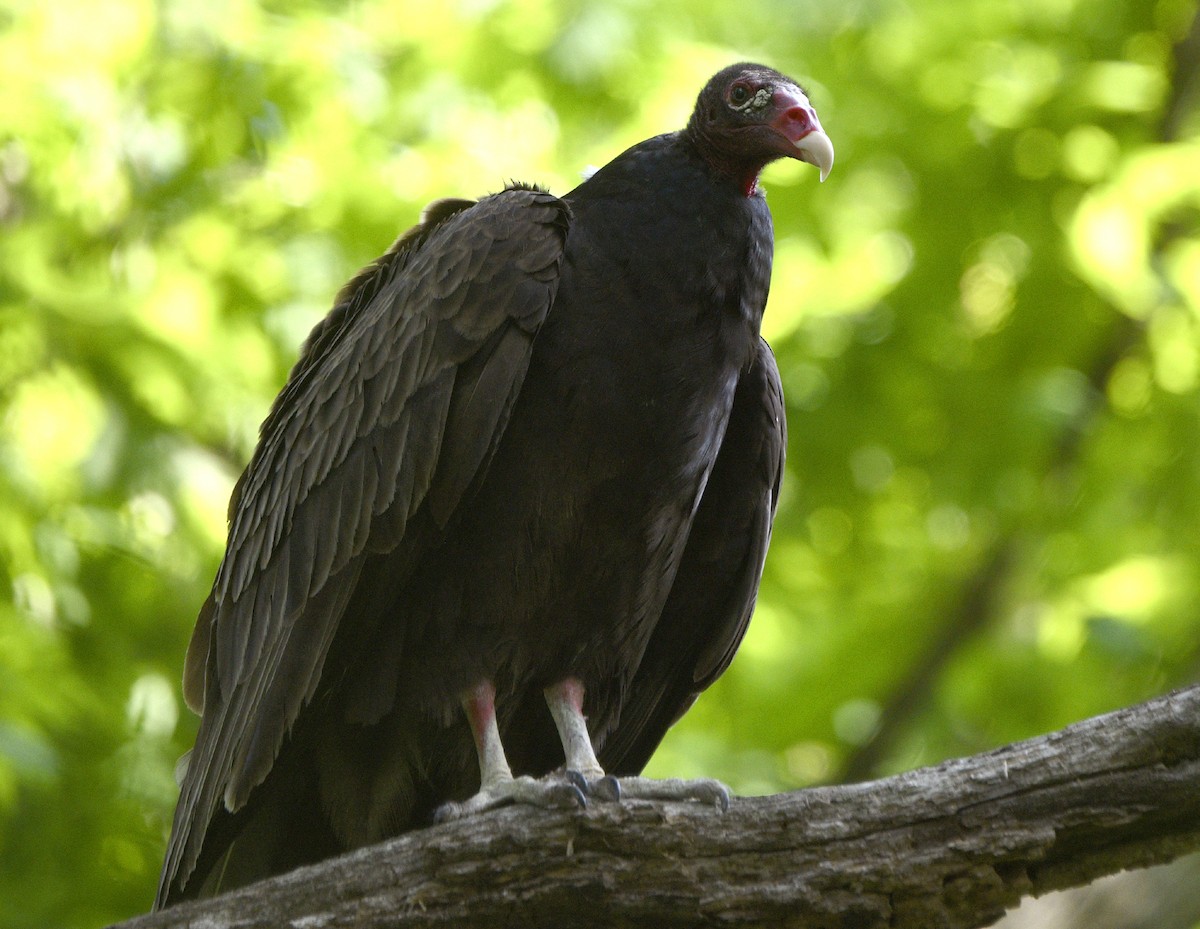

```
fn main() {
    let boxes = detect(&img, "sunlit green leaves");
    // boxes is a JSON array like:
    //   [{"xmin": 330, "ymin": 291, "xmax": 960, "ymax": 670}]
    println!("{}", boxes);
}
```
[{"xmin": 1072, "ymin": 141, "xmax": 1200, "ymax": 314}]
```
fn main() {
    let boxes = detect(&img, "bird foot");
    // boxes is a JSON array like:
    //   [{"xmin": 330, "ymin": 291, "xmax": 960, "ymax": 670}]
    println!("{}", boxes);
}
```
[
  {"xmin": 432, "ymin": 772, "xmax": 730, "ymax": 823},
  {"xmin": 598, "ymin": 775, "xmax": 731, "ymax": 811},
  {"xmin": 433, "ymin": 771, "xmax": 588, "ymax": 823}
]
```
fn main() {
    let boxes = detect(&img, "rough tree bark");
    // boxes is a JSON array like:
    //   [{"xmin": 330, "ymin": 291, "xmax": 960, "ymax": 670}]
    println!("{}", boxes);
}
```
[{"xmin": 115, "ymin": 685, "xmax": 1200, "ymax": 929}]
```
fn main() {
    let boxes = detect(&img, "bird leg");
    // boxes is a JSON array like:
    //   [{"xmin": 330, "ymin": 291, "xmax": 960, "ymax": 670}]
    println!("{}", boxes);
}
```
[
  {"xmin": 466, "ymin": 679, "xmax": 511, "ymax": 789},
  {"xmin": 433, "ymin": 680, "xmax": 587, "ymax": 822},
  {"xmin": 544, "ymin": 678, "xmax": 620, "ymax": 801},
  {"xmin": 543, "ymin": 678, "xmax": 730, "ymax": 810},
  {"xmin": 436, "ymin": 677, "xmax": 730, "ymax": 823}
]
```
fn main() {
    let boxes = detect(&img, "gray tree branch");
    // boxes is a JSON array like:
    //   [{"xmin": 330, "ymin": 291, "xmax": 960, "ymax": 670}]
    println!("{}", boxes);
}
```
[{"xmin": 115, "ymin": 685, "xmax": 1200, "ymax": 929}]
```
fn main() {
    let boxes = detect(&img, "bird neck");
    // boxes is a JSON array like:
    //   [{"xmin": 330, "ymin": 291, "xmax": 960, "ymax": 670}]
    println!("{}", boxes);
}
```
[{"xmin": 681, "ymin": 124, "xmax": 768, "ymax": 199}]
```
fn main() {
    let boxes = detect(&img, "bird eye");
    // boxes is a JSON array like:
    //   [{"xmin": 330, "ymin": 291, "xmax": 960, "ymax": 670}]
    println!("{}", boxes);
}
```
[{"xmin": 729, "ymin": 84, "xmax": 752, "ymax": 106}]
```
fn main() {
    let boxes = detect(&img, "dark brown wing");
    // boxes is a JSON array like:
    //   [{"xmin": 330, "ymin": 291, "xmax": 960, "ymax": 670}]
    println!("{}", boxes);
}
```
[
  {"xmin": 599, "ymin": 337, "xmax": 785, "ymax": 775},
  {"xmin": 157, "ymin": 185, "xmax": 570, "ymax": 907}
]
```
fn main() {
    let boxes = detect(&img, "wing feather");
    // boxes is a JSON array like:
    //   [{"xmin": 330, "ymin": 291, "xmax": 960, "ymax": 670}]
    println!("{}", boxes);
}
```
[
  {"xmin": 599, "ymin": 338, "xmax": 786, "ymax": 775},
  {"xmin": 158, "ymin": 185, "xmax": 569, "ymax": 907}
]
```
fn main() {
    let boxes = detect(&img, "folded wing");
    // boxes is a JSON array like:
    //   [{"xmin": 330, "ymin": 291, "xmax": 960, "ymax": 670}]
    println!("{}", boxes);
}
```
[
  {"xmin": 157, "ymin": 186, "xmax": 570, "ymax": 906},
  {"xmin": 600, "ymin": 338, "xmax": 786, "ymax": 774}
]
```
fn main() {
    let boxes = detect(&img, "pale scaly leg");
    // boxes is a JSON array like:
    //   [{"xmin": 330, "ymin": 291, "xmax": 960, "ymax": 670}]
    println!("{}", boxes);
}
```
[
  {"xmin": 544, "ymin": 678, "xmax": 620, "ymax": 801},
  {"xmin": 434, "ymin": 680, "xmax": 587, "ymax": 822},
  {"xmin": 543, "ymin": 677, "xmax": 730, "ymax": 810}
]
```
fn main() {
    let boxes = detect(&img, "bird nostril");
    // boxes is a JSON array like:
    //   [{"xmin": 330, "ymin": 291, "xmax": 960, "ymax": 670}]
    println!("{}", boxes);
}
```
[
  {"xmin": 782, "ymin": 106, "xmax": 812, "ymax": 132},
  {"xmin": 771, "ymin": 104, "xmax": 821, "ymax": 146}
]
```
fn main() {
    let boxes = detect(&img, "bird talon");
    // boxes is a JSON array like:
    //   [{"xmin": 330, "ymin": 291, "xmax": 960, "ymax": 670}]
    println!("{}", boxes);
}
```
[
  {"xmin": 565, "ymin": 769, "xmax": 590, "ymax": 795},
  {"xmin": 593, "ymin": 775, "xmax": 621, "ymax": 802},
  {"xmin": 564, "ymin": 784, "xmax": 589, "ymax": 809}
]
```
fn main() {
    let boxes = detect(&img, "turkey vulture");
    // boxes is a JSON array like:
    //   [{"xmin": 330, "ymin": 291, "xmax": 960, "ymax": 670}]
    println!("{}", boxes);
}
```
[{"xmin": 156, "ymin": 62, "xmax": 833, "ymax": 908}]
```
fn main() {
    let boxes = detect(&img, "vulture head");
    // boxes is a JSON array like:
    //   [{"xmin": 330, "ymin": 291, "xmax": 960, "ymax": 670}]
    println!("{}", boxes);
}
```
[{"xmin": 686, "ymin": 62, "xmax": 835, "ymax": 195}]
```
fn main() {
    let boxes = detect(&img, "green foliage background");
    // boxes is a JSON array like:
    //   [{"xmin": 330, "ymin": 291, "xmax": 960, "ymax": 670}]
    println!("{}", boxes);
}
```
[{"xmin": 1, "ymin": 0, "xmax": 1198, "ymax": 925}]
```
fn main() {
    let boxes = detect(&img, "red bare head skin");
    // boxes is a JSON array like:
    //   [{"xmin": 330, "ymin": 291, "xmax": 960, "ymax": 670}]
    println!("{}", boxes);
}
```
[{"xmin": 686, "ymin": 62, "xmax": 834, "ymax": 196}]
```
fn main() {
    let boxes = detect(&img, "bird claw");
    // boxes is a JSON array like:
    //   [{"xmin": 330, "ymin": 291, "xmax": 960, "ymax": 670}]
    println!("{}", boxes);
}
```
[
  {"xmin": 560, "ymin": 770, "xmax": 621, "ymax": 802},
  {"xmin": 564, "ymin": 768, "xmax": 591, "ymax": 796},
  {"xmin": 433, "ymin": 773, "xmax": 587, "ymax": 823},
  {"xmin": 592, "ymin": 774, "xmax": 622, "ymax": 802}
]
